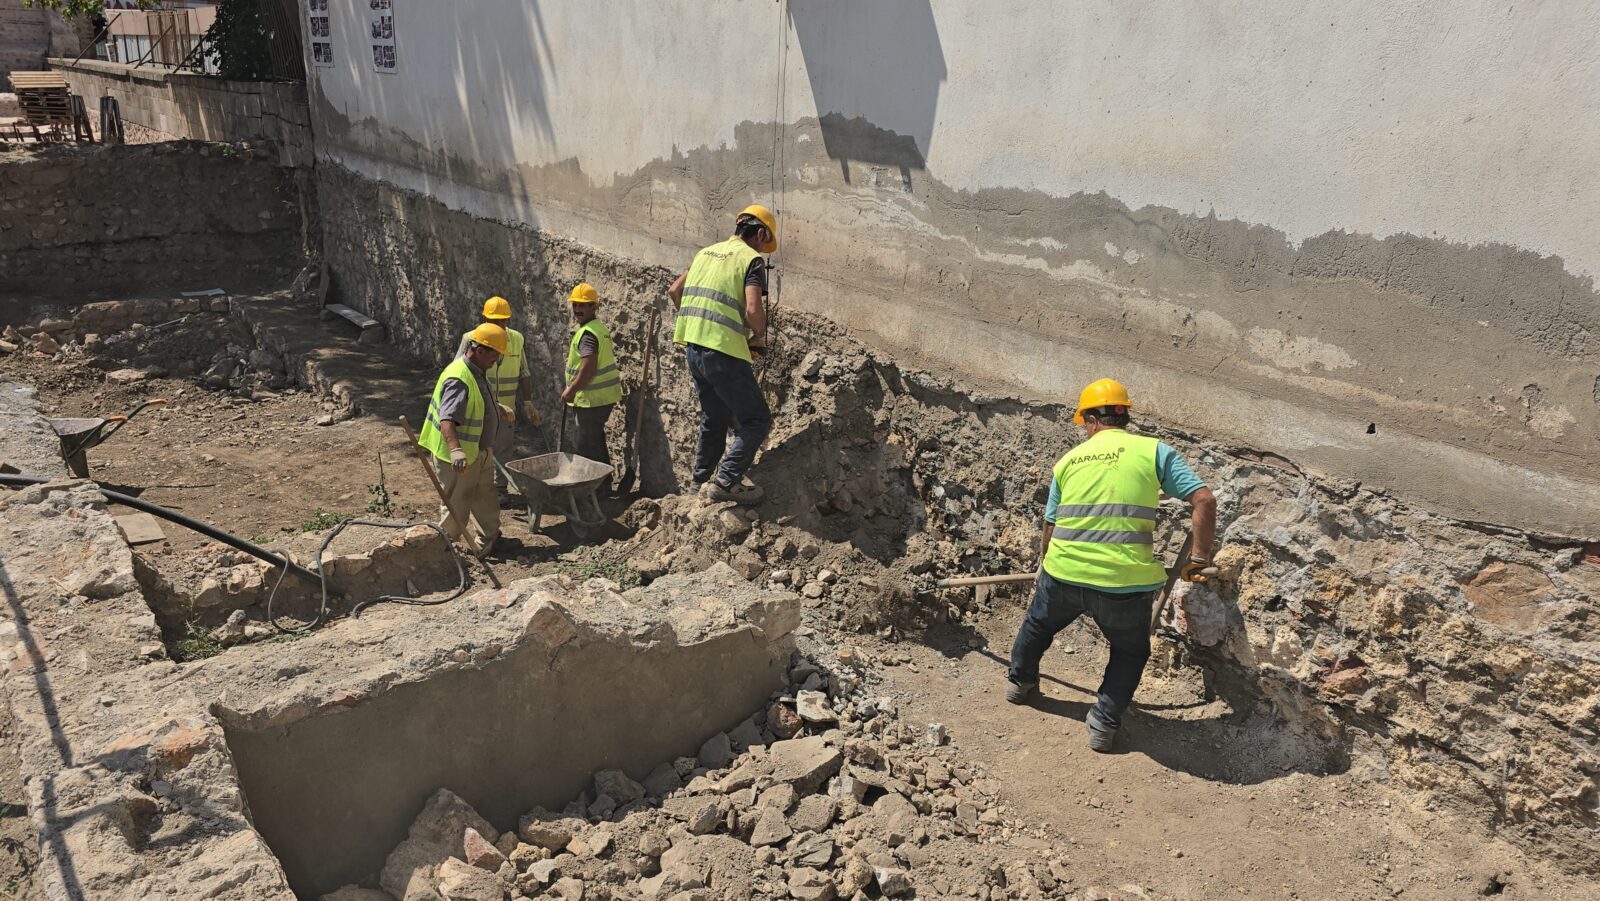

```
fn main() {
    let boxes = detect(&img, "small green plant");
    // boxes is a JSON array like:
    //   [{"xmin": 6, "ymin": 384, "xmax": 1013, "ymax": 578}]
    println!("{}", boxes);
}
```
[
  {"xmin": 172, "ymin": 620, "xmax": 224, "ymax": 662},
  {"xmin": 299, "ymin": 508, "xmax": 350, "ymax": 532},
  {"xmin": 364, "ymin": 453, "xmax": 395, "ymax": 518},
  {"xmin": 556, "ymin": 557, "xmax": 642, "ymax": 589}
]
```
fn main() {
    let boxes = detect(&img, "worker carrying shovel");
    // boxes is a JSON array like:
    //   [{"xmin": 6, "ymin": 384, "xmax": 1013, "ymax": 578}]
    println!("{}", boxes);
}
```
[
  {"xmin": 419, "ymin": 323, "xmax": 515, "ymax": 555},
  {"xmin": 456, "ymin": 296, "xmax": 537, "ymax": 495},
  {"xmin": 1005, "ymin": 378, "xmax": 1217, "ymax": 752}
]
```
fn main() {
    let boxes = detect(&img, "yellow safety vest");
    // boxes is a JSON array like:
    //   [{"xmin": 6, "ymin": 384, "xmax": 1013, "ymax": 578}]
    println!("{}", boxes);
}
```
[
  {"xmin": 461, "ymin": 326, "xmax": 524, "ymax": 409},
  {"xmin": 1042, "ymin": 430, "xmax": 1167, "ymax": 589},
  {"xmin": 418, "ymin": 358, "xmax": 486, "ymax": 464},
  {"xmin": 673, "ymin": 236, "xmax": 760, "ymax": 362},
  {"xmin": 566, "ymin": 320, "xmax": 622, "ymax": 408}
]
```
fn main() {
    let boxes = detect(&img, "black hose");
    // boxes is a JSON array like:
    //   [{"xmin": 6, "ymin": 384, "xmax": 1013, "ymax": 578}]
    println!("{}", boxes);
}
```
[
  {"xmin": 0, "ymin": 473, "xmax": 319, "ymax": 584},
  {"xmin": 0, "ymin": 474, "xmax": 472, "ymax": 635},
  {"xmin": 265, "ymin": 518, "xmax": 466, "ymax": 634}
]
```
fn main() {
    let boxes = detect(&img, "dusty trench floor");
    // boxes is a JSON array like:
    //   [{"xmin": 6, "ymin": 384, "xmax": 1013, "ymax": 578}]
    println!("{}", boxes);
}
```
[{"xmin": 0, "ymin": 323, "xmax": 1587, "ymax": 900}]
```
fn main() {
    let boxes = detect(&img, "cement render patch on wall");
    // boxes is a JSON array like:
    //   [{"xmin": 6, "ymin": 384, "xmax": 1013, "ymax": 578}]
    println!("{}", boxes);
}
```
[{"xmin": 304, "ymin": 1, "xmax": 1600, "ymax": 536}]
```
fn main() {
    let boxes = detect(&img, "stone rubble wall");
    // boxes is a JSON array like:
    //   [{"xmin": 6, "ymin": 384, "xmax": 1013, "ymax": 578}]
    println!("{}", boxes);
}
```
[
  {"xmin": 0, "ymin": 141, "xmax": 303, "ymax": 297},
  {"xmin": 48, "ymin": 58, "xmax": 313, "ymax": 168}
]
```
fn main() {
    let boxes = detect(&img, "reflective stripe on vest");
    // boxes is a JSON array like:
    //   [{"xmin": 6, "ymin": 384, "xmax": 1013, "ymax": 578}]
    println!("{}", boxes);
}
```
[
  {"xmin": 672, "ymin": 236, "xmax": 759, "ymax": 363},
  {"xmin": 417, "ymin": 358, "xmax": 486, "ymax": 464},
  {"xmin": 566, "ymin": 320, "xmax": 622, "ymax": 408},
  {"xmin": 463, "ymin": 326, "xmax": 524, "ymax": 407},
  {"xmin": 1042, "ymin": 431, "xmax": 1167, "ymax": 589}
]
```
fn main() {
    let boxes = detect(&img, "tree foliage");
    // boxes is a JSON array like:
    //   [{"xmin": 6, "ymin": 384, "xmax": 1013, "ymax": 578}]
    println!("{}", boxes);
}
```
[
  {"xmin": 24, "ymin": 0, "xmax": 154, "ymax": 19},
  {"xmin": 208, "ymin": 0, "xmax": 275, "ymax": 81}
]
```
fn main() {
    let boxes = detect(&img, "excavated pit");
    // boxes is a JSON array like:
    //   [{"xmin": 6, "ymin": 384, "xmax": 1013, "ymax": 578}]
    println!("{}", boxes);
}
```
[{"xmin": 215, "ymin": 568, "xmax": 796, "ymax": 896}]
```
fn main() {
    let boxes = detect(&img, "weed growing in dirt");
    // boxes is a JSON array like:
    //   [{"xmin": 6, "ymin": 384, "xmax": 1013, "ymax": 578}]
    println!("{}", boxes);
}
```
[
  {"xmin": 365, "ymin": 482, "xmax": 395, "ymax": 518},
  {"xmin": 299, "ymin": 508, "xmax": 349, "ymax": 531},
  {"xmin": 555, "ymin": 556, "xmax": 642, "ymax": 589},
  {"xmin": 172, "ymin": 620, "xmax": 224, "ymax": 662}
]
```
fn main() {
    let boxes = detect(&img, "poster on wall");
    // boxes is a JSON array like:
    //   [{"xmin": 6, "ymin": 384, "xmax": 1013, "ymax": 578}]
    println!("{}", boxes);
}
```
[
  {"xmin": 369, "ymin": 0, "xmax": 398, "ymax": 74},
  {"xmin": 307, "ymin": 0, "xmax": 333, "ymax": 68}
]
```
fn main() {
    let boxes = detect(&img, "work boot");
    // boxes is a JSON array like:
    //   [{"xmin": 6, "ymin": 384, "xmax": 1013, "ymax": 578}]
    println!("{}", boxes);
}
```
[
  {"xmin": 1005, "ymin": 679, "xmax": 1038, "ymax": 705},
  {"xmin": 1085, "ymin": 709, "xmax": 1117, "ymax": 753},
  {"xmin": 708, "ymin": 480, "xmax": 764, "ymax": 505}
]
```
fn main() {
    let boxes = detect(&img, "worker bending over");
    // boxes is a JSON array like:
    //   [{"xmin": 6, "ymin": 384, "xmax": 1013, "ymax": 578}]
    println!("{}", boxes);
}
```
[
  {"xmin": 559, "ymin": 283, "xmax": 622, "ymax": 478},
  {"xmin": 456, "ymin": 296, "xmax": 536, "ymax": 492},
  {"xmin": 1006, "ymin": 378, "xmax": 1217, "ymax": 752},
  {"xmin": 667, "ymin": 204, "xmax": 776, "ymax": 504},
  {"xmin": 419, "ymin": 324, "xmax": 514, "ymax": 555}
]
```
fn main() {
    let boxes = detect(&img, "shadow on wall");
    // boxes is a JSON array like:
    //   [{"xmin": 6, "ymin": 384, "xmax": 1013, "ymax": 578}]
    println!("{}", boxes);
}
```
[
  {"xmin": 333, "ymin": 0, "xmax": 556, "ymax": 221},
  {"xmin": 788, "ymin": 0, "xmax": 946, "ymax": 182}
]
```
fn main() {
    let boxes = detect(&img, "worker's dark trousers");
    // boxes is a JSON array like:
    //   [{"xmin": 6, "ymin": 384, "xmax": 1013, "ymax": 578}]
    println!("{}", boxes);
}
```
[
  {"xmin": 1008, "ymin": 570, "xmax": 1154, "ymax": 729},
  {"xmin": 571, "ymin": 403, "xmax": 614, "ymax": 471},
  {"xmin": 685, "ymin": 344, "xmax": 772, "ymax": 488}
]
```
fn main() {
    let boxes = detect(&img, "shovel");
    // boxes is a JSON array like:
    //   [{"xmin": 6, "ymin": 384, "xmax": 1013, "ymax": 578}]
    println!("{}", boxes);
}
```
[
  {"xmin": 1150, "ymin": 531, "xmax": 1217, "ymax": 637},
  {"xmin": 617, "ymin": 299, "xmax": 659, "ymax": 495}
]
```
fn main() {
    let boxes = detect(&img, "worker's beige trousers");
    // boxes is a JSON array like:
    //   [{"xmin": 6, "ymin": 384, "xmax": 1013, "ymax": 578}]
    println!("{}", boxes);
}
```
[{"xmin": 433, "ymin": 453, "xmax": 500, "ymax": 551}]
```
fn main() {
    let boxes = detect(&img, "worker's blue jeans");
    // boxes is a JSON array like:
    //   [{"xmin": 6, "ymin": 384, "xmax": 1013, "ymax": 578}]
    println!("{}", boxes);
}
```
[
  {"xmin": 1008, "ymin": 570, "xmax": 1155, "ymax": 729},
  {"xmin": 686, "ymin": 344, "xmax": 771, "ymax": 488}
]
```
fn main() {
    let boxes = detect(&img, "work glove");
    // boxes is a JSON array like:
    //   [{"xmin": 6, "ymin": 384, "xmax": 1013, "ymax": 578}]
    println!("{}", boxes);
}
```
[
  {"xmin": 449, "ymin": 447, "xmax": 468, "ymax": 471},
  {"xmin": 497, "ymin": 402, "xmax": 515, "ymax": 423},
  {"xmin": 1179, "ymin": 555, "xmax": 1217, "ymax": 583},
  {"xmin": 519, "ymin": 400, "xmax": 540, "ymax": 426}
]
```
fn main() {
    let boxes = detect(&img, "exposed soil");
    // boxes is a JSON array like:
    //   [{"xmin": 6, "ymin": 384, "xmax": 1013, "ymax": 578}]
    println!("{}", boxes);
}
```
[{"xmin": 843, "ymin": 610, "xmax": 1574, "ymax": 900}]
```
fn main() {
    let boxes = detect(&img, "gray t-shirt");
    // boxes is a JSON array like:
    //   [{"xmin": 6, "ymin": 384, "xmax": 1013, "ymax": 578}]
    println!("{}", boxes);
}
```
[{"xmin": 437, "ymin": 358, "xmax": 498, "ymax": 452}]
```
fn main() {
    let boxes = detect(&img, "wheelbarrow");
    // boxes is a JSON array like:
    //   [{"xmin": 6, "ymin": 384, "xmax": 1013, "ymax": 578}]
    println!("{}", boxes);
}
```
[
  {"xmin": 48, "ymin": 399, "xmax": 167, "ymax": 478},
  {"xmin": 502, "ymin": 452, "xmax": 613, "ymax": 539}
]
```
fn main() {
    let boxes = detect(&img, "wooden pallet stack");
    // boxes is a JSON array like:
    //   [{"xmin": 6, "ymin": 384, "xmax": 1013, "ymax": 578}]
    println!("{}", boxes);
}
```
[{"xmin": 4, "ymin": 70, "xmax": 77, "ymax": 143}]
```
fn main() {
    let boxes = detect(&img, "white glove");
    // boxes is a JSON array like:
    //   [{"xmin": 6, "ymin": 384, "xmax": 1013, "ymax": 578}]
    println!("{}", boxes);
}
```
[{"xmin": 449, "ymin": 447, "xmax": 468, "ymax": 471}]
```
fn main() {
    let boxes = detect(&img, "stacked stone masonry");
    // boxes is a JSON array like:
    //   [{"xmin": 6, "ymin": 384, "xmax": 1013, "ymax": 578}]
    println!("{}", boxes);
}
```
[
  {"xmin": 48, "ymin": 58, "xmax": 313, "ymax": 168},
  {"xmin": 0, "ymin": 141, "xmax": 302, "ymax": 296}
]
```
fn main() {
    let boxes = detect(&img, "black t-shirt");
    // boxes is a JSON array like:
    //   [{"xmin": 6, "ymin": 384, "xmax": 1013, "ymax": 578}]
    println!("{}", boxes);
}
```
[{"xmin": 746, "ymin": 258, "xmax": 768, "ymax": 295}]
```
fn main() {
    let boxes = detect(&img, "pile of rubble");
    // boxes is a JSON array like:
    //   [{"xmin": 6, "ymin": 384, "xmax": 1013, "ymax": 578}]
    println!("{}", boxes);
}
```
[
  {"xmin": 0, "ymin": 297, "xmax": 300, "ymax": 397},
  {"xmin": 347, "ymin": 653, "xmax": 1121, "ymax": 901}
]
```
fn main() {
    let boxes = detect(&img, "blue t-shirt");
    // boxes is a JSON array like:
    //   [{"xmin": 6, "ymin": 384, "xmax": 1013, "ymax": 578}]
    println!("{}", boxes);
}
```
[{"xmin": 1043, "ymin": 438, "xmax": 1205, "ymax": 594}]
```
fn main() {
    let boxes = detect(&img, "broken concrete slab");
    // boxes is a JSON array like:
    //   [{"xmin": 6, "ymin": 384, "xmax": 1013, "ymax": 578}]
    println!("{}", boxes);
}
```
[{"xmin": 113, "ymin": 511, "xmax": 165, "ymax": 545}]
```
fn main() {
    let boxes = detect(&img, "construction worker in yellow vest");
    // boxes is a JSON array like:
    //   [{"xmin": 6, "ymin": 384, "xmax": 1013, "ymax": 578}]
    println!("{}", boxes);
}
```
[
  {"xmin": 667, "ymin": 204, "xmax": 776, "ymax": 505},
  {"xmin": 456, "ymin": 296, "xmax": 535, "ymax": 492},
  {"xmin": 559, "ymin": 283, "xmax": 622, "ymax": 479},
  {"xmin": 419, "ymin": 323, "xmax": 514, "ymax": 555},
  {"xmin": 1006, "ymin": 378, "xmax": 1217, "ymax": 752}
]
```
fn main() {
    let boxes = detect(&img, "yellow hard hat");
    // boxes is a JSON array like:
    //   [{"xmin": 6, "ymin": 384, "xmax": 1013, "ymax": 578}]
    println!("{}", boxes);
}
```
[
  {"xmin": 482, "ymin": 296, "xmax": 512, "ymax": 320},
  {"xmin": 737, "ymin": 204, "xmax": 779, "ymax": 254},
  {"xmin": 468, "ymin": 322, "xmax": 509, "ymax": 356},
  {"xmin": 1074, "ymin": 378, "xmax": 1132, "ymax": 425},
  {"xmin": 568, "ymin": 283, "xmax": 600, "ymax": 304}
]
